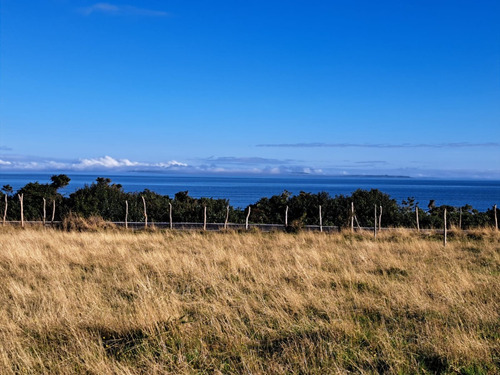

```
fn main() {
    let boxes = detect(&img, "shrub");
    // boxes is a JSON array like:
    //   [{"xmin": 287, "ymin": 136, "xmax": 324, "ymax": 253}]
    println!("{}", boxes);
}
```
[{"xmin": 62, "ymin": 213, "xmax": 116, "ymax": 232}]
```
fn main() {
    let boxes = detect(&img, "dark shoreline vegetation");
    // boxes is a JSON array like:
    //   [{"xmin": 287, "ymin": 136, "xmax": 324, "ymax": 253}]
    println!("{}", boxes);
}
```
[{"xmin": 1, "ymin": 174, "xmax": 499, "ymax": 229}]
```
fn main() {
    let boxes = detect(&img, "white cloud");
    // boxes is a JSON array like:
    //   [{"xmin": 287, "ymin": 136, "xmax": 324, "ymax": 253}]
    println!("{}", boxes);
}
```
[
  {"xmin": 1, "ymin": 155, "xmax": 498, "ymax": 178},
  {"xmin": 73, "ymin": 156, "xmax": 141, "ymax": 169},
  {"xmin": 155, "ymin": 161, "xmax": 188, "ymax": 168},
  {"xmin": 191, "ymin": 164, "xmax": 324, "ymax": 176},
  {"xmin": 80, "ymin": 3, "xmax": 169, "ymax": 17},
  {"xmin": 0, "ymin": 155, "xmax": 188, "ymax": 171},
  {"xmin": 82, "ymin": 3, "xmax": 118, "ymax": 15},
  {"xmin": 71, "ymin": 156, "xmax": 189, "ymax": 170},
  {"xmin": 268, "ymin": 168, "xmax": 280, "ymax": 174},
  {"xmin": 204, "ymin": 156, "xmax": 295, "ymax": 165}
]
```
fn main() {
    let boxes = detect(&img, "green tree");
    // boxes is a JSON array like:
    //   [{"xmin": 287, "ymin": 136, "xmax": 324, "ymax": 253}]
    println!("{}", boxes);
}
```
[
  {"xmin": 249, "ymin": 190, "xmax": 291, "ymax": 224},
  {"xmin": 1, "ymin": 185, "xmax": 14, "ymax": 222},
  {"xmin": 349, "ymin": 189, "xmax": 400, "ymax": 227},
  {"xmin": 68, "ymin": 177, "xmax": 127, "ymax": 221},
  {"xmin": 50, "ymin": 174, "xmax": 71, "ymax": 190},
  {"xmin": 13, "ymin": 176, "xmax": 71, "ymax": 221}
]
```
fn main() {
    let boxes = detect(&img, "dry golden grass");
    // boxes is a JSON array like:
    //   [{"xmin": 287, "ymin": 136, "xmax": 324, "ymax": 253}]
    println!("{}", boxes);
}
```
[{"xmin": 0, "ymin": 227, "xmax": 498, "ymax": 374}]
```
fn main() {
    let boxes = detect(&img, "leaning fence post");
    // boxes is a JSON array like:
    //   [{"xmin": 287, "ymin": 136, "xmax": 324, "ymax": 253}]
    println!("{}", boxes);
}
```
[
  {"xmin": 18, "ymin": 194, "xmax": 24, "ymax": 228},
  {"xmin": 43, "ymin": 198, "xmax": 46, "ymax": 226},
  {"xmin": 374, "ymin": 205, "xmax": 377, "ymax": 238},
  {"xmin": 141, "ymin": 196, "xmax": 148, "ymax": 228},
  {"xmin": 459, "ymin": 207, "xmax": 462, "ymax": 230},
  {"xmin": 354, "ymin": 215, "xmax": 361, "ymax": 230},
  {"xmin": 51, "ymin": 200, "xmax": 55, "ymax": 226},
  {"xmin": 169, "ymin": 202, "xmax": 173, "ymax": 230},
  {"xmin": 245, "ymin": 207, "xmax": 251, "ymax": 230},
  {"xmin": 415, "ymin": 205, "xmax": 420, "ymax": 232},
  {"xmin": 351, "ymin": 202, "xmax": 354, "ymax": 232},
  {"xmin": 203, "ymin": 205, "xmax": 207, "ymax": 231},
  {"xmin": 443, "ymin": 208, "xmax": 447, "ymax": 247},
  {"xmin": 224, "ymin": 205, "xmax": 229, "ymax": 229},
  {"xmin": 125, "ymin": 200, "xmax": 128, "ymax": 229},
  {"xmin": 378, "ymin": 205, "xmax": 382, "ymax": 231},
  {"xmin": 494, "ymin": 204, "xmax": 498, "ymax": 231},
  {"xmin": 3, "ymin": 194, "xmax": 7, "ymax": 226},
  {"xmin": 285, "ymin": 205, "xmax": 289, "ymax": 228},
  {"xmin": 319, "ymin": 205, "xmax": 323, "ymax": 232}
]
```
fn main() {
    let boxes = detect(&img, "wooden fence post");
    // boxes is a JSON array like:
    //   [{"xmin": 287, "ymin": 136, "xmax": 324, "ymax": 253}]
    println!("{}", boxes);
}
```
[
  {"xmin": 169, "ymin": 202, "xmax": 173, "ymax": 230},
  {"xmin": 374, "ymin": 205, "xmax": 377, "ymax": 238},
  {"xmin": 224, "ymin": 205, "xmax": 229, "ymax": 230},
  {"xmin": 354, "ymin": 215, "xmax": 361, "ymax": 230},
  {"xmin": 459, "ymin": 207, "xmax": 462, "ymax": 230},
  {"xmin": 141, "ymin": 196, "xmax": 147, "ymax": 228},
  {"xmin": 203, "ymin": 206, "xmax": 207, "ymax": 231},
  {"xmin": 51, "ymin": 200, "xmax": 56, "ymax": 226},
  {"xmin": 415, "ymin": 205, "xmax": 420, "ymax": 232},
  {"xmin": 319, "ymin": 205, "xmax": 323, "ymax": 232},
  {"xmin": 43, "ymin": 198, "xmax": 46, "ymax": 226},
  {"xmin": 378, "ymin": 205, "xmax": 382, "ymax": 231},
  {"xmin": 3, "ymin": 194, "xmax": 7, "ymax": 226},
  {"xmin": 494, "ymin": 204, "xmax": 498, "ymax": 231},
  {"xmin": 2, "ymin": 194, "xmax": 9, "ymax": 226},
  {"xmin": 285, "ymin": 205, "xmax": 289, "ymax": 227},
  {"xmin": 351, "ymin": 202, "xmax": 354, "ymax": 232},
  {"xmin": 245, "ymin": 207, "xmax": 251, "ymax": 230},
  {"xmin": 125, "ymin": 200, "xmax": 128, "ymax": 229},
  {"xmin": 443, "ymin": 208, "xmax": 447, "ymax": 247},
  {"xmin": 18, "ymin": 194, "xmax": 24, "ymax": 228}
]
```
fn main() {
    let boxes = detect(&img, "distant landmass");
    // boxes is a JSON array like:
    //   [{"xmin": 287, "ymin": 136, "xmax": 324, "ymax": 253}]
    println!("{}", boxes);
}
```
[{"xmin": 340, "ymin": 174, "xmax": 411, "ymax": 179}]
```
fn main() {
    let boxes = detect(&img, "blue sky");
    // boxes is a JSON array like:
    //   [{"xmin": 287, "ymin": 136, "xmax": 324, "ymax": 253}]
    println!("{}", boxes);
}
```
[{"xmin": 0, "ymin": 0, "xmax": 499, "ymax": 177}]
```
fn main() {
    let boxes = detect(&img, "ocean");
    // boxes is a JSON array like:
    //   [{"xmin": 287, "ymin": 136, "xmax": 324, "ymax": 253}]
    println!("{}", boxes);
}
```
[{"xmin": 1, "ymin": 173, "xmax": 499, "ymax": 211}]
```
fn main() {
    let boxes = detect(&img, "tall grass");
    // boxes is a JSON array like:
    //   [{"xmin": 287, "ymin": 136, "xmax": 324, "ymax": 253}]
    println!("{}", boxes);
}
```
[{"xmin": 0, "ymin": 228, "xmax": 498, "ymax": 374}]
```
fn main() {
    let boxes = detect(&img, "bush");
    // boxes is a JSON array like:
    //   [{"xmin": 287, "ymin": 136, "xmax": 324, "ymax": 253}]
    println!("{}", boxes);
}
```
[
  {"xmin": 62, "ymin": 214, "xmax": 116, "ymax": 232},
  {"xmin": 286, "ymin": 219, "xmax": 304, "ymax": 233}
]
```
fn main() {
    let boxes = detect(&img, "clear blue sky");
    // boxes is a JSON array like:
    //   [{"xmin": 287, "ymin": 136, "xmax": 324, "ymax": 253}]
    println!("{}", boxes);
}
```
[{"xmin": 1, "ymin": 0, "xmax": 499, "ymax": 177}]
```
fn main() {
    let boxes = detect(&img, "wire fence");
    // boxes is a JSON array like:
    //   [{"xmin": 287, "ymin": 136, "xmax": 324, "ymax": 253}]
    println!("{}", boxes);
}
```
[{"xmin": 0, "ymin": 220, "xmax": 465, "ymax": 233}]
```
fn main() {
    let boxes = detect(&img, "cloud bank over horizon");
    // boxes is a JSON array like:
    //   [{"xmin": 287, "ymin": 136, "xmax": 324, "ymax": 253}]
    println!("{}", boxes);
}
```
[
  {"xmin": 0, "ymin": 154, "xmax": 499, "ymax": 179},
  {"xmin": 0, "ymin": 155, "xmax": 323, "ymax": 175},
  {"xmin": 0, "ymin": 156, "xmax": 188, "ymax": 172}
]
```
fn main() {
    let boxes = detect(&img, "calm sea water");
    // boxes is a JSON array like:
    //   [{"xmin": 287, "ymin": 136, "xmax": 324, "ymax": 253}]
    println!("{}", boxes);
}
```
[{"xmin": 1, "ymin": 173, "xmax": 499, "ymax": 211}]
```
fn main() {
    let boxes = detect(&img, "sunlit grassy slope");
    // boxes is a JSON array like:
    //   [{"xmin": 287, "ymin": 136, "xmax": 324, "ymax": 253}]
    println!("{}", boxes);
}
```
[{"xmin": 0, "ymin": 228, "xmax": 498, "ymax": 374}]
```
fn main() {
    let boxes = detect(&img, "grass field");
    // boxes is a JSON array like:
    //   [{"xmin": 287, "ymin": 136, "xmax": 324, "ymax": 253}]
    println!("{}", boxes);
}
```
[{"xmin": 0, "ymin": 227, "xmax": 498, "ymax": 374}]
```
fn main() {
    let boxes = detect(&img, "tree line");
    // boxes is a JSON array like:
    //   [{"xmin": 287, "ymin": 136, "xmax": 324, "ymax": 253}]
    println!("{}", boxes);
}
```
[{"xmin": 1, "ymin": 175, "xmax": 498, "ymax": 229}]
